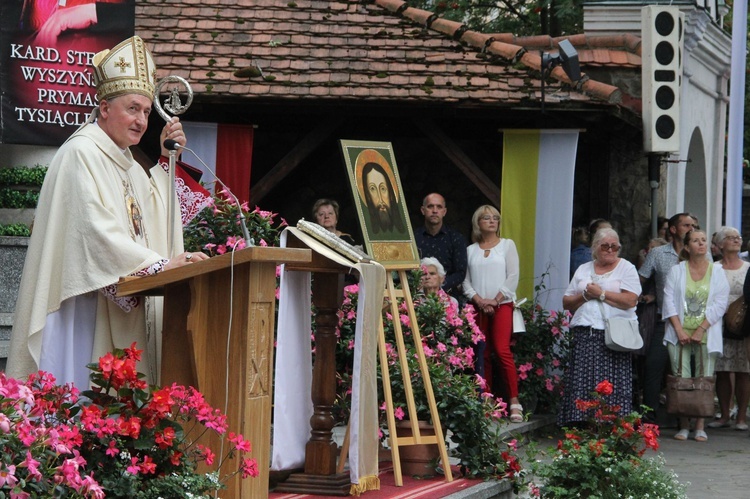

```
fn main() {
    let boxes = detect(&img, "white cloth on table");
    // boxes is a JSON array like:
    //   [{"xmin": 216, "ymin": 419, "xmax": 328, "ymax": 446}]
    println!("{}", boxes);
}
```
[{"xmin": 272, "ymin": 227, "xmax": 385, "ymax": 493}]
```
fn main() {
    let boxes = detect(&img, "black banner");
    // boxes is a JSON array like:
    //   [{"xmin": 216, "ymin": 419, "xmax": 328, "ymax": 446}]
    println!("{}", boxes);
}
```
[{"xmin": 1, "ymin": 0, "xmax": 135, "ymax": 145}]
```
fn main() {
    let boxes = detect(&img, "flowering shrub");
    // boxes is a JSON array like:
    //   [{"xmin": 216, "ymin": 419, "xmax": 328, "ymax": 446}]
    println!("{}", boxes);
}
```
[
  {"xmin": 332, "ymin": 279, "xmax": 524, "ymax": 485},
  {"xmin": 512, "ymin": 300, "xmax": 570, "ymax": 414},
  {"xmin": 0, "ymin": 343, "xmax": 258, "ymax": 498},
  {"xmin": 183, "ymin": 189, "xmax": 286, "ymax": 255},
  {"xmin": 530, "ymin": 380, "xmax": 686, "ymax": 498}
]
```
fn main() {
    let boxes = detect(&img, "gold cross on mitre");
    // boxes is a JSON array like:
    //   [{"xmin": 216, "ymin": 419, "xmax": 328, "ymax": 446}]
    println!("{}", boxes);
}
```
[{"xmin": 114, "ymin": 57, "xmax": 131, "ymax": 73}]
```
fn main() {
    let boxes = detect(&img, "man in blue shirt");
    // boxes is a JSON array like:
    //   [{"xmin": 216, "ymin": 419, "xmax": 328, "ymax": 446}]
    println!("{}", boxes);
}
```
[{"xmin": 415, "ymin": 193, "xmax": 468, "ymax": 302}]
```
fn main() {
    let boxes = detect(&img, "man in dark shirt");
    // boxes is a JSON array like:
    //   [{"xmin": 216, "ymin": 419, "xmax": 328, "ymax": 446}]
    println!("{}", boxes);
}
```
[{"xmin": 415, "ymin": 193, "xmax": 468, "ymax": 301}]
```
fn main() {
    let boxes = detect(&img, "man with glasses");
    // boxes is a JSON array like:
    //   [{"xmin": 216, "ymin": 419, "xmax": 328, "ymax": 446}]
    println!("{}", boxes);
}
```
[
  {"xmin": 639, "ymin": 213, "xmax": 702, "ymax": 424},
  {"xmin": 415, "ymin": 193, "xmax": 468, "ymax": 303}
]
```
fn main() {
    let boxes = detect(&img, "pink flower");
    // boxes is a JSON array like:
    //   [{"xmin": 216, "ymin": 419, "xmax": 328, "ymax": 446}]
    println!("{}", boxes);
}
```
[
  {"xmin": 229, "ymin": 432, "xmax": 253, "ymax": 453},
  {"xmin": 126, "ymin": 457, "xmax": 140, "ymax": 475},
  {"xmin": 0, "ymin": 465, "xmax": 17, "ymax": 488},
  {"xmin": 20, "ymin": 452, "xmax": 41, "ymax": 481},
  {"xmin": 0, "ymin": 413, "xmax": 10, "ymax": 433},
  {"xmin": 241, "ymin": 458, "xmax": 259, "ymax": 478},
  {"xmin": 105, "ymin": 440, "xmax": 119, "ymax": 457},
  {"xmin": 226, "ymin": 236, "xmax": 246, "ymax": 251},
  {"xmin": 508, "ymin": 439, "xmax": 518, "ymax": 450},
  {"xmin": 394, "ymin": 407, "xmax": 405, "ymax": 420}
]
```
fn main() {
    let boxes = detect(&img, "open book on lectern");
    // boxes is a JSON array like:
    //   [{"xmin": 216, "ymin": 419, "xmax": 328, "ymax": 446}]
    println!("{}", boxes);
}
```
[{"xmin": 296, "ymin": 219, "xmax": 373, "ymax": 264}]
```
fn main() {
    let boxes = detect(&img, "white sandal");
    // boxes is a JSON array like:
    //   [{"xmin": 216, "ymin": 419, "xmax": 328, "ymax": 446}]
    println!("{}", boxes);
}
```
[
  {"xmin": 674, "ymin": 429, "xmax": 689, "ymax": 441},
  {"xmin": 509, "ymin": 403, "xmax": 524, "ymax": 423}
]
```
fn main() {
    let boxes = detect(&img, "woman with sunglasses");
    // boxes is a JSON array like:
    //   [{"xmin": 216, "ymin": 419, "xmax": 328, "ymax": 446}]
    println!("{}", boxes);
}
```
[
  {"xmin": 462, "ymin": 205, "xmax": 522, "ymax": 422},
  {"xmin": 559, "ymin": 228, "xmax": 641, "ymax": 427},
  {"xmin": 663, "ymin": 229, "xmax": 729, "ymax": 442}
]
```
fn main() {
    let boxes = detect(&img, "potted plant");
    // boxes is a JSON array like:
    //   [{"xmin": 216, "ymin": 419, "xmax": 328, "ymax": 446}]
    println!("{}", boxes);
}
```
[
  {"xmin": 332, "ymin": 273, "xmax": 523, "ymax": 489},
  {"xmin": 529, "ymin": 380, "xmax": 687, "ymax": 498},
  {"xmin": 512, "ymin": 300, "xmax": 570, "ymax": 414},
  {"xmin": 0, "ymin": 343, "xmax": 258, "ymax": 497},
  {"xmin": 183, "ymin": 188, "xmax": 286, "ymax": 254}
]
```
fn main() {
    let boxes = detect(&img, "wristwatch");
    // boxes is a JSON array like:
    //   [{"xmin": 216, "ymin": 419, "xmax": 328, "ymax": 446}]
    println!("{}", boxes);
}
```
[{"xmin": 599, "ymin": 291, "xmax": 606, "ymax": 302}]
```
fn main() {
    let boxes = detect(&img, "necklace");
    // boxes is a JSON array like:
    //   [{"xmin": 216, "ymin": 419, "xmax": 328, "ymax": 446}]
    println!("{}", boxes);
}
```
[{"xmin": 114, "ymin": 166, "xmax": 149, "ymax": 245}]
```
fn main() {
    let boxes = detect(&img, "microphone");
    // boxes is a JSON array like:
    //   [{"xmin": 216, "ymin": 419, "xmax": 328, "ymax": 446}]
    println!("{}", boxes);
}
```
[{"xmin": 163, "ymin": 140, "xmax": 254, "ymax": 248}]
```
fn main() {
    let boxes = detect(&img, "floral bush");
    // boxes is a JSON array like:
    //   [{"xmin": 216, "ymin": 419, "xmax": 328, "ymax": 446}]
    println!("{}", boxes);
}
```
[
  {"xmin": 529, "ymin": 380, "xmax": 686, "ymax": 499},
  {"xmin": 0, "ymin": 343, "xmax": 258, "ymax": 498},
  {"xmin": 512, "ymin": 300, "xmax": 570, "ymax": 414},
  {"xmin": 331, "ymin": 278, "xmax": 524, "ymax": 485},
  {"xmin": 183, "ymin": 188, "xmax": 286, "ymax": 255}
]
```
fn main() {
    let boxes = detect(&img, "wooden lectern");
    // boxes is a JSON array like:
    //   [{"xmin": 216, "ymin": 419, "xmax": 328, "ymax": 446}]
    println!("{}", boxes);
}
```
[{"xmin": 117, "ymin": 246, "xmax": 311, "ymax": 499}]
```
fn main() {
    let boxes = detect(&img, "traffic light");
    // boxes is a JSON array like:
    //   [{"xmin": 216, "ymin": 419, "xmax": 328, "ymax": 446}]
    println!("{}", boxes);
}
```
[{"xmin": 641, "ymin": 5, "xmax": 683, "ymax": 153}]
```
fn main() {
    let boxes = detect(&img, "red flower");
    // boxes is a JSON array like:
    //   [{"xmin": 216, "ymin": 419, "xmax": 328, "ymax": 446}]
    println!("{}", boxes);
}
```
[{"xmin": 595, "ymin": 380, "xmax": 613, "ymax": 396}]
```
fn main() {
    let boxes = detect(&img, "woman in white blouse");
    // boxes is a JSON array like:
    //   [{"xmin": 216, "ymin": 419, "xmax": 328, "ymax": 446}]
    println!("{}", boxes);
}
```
[
  {"xmin": 560, "ymin": 228, "xmax": 641, "ymax": 427},
  {"xmin": 663, "ymin": 229, "xmax": 729, "ymax": 442},
  {"xmin": 462, "ymin": 205, "xmax": 522, "ymax": 422}
]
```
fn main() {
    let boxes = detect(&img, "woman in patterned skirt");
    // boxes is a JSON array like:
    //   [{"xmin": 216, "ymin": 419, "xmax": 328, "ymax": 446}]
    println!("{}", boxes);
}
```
[
  {"xmin": 709, "ymin": 227, "xmax": 750, "ymax": 431},
  {"xmin": 559, "ymin": 228, "xmax": 641, "ymax": 426}
]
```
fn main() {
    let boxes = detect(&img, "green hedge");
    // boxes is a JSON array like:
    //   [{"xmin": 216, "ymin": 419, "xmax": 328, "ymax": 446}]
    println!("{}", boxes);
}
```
[
  {"xmin": 0, "ymin": 166, "xmax": 47, "ymax": 208},
  {"xmin": 0, "ymin": 188, "xmax": 40, "ymax": 208},
  {"xmin": 0, "ymin": 223, "xmax": 31, "ymax": 237},
  {"xmin": 0, "ymin": 166, "xmax": 47, "ymax": 188}
]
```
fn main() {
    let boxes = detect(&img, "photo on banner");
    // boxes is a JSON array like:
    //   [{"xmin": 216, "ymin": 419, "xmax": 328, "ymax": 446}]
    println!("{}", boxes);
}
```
[
  {"xmin": 0, "ymin": 0, "xmax": 135, "ymax": 145},
  {"xmin": 340, "ymin": 139, "xmax": 419, "ymax": 269}
]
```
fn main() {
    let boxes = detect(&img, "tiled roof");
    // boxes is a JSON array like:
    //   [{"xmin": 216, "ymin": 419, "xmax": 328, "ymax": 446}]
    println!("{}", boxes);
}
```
[{"xmin": 136, "ymin": 0, "xmax": 635, "ymax": 108}]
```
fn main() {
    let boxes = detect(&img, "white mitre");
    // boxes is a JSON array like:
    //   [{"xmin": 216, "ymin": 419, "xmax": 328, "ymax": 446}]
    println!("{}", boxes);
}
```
[{"xmin": 92, "ymin": 35, "xmax": 157, "ymax": 101}]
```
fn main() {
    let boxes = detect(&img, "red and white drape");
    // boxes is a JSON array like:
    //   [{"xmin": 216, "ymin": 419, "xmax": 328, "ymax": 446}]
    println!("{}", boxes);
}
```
[{"xmin": 181, "ymin": 122, "xmax": 254, "ymax": 203}]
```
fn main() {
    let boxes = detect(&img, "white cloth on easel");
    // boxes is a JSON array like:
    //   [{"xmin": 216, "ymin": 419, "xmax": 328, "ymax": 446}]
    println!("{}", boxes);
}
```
[{"xmin": 272, "ymin": 228, "xmax": 384, "ymax": 491}]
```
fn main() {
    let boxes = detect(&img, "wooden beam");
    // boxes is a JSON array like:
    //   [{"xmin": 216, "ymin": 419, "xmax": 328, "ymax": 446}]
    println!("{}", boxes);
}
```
[
  {"xmin": 414, "ymin": 118, "xmax": 500, "ymax": 203},
  {"xmin": 250, "ymin": 118, "xmax": 343, "ymax": 204}
]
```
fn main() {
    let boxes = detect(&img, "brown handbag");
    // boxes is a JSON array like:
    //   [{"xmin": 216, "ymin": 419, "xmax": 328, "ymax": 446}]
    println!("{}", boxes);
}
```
[
  {"xmin": 665, "ymin": 345, "xmax": 715, "ymax": 418},
  {"xmin": 724, "ymin": 296, "xmax": 747, "ymax": 339}
]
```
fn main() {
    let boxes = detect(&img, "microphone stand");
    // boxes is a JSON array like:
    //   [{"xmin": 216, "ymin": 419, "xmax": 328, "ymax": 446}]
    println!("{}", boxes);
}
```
[{"xmin": 163, "ymin": 140, "xmax": 254, "ymax": 248}]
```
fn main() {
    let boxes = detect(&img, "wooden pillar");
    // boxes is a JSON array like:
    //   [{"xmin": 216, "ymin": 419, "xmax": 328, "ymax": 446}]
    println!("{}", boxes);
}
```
[{"xmin": 305, "ymin": 272, "xmax": 342, "ymax": 473}]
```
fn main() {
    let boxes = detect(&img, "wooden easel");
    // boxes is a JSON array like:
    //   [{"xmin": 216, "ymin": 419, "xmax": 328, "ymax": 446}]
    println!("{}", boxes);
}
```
[{"xmin": 377, "ymin": 269, "xmax": 453, "ymax": 486}]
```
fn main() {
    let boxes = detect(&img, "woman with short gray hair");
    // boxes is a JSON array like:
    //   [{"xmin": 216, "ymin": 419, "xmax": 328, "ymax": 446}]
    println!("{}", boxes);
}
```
[{"xmin": 560, "ymin": 227, "xmax": 641, "ymax": 427}]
